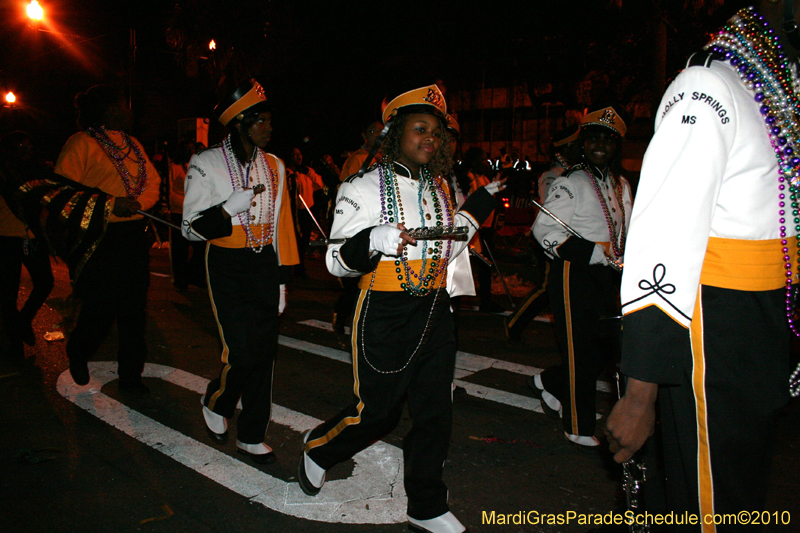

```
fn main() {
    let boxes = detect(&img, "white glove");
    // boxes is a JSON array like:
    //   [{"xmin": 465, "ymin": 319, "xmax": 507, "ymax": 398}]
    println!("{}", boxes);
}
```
[
  {"xmin": 278, "ymin": 284, "xmax": 287, "ymax": 314},
  {"xmin": 369, "ymin": 224, "xmax": 404, "ymax": 256},
  {"xmin": 223, "ymin": 188, "xmax": 255, "ymax": 216},
  {"xmin": 589, "ymin": 244, "xmax": 610, "ymax": 266},
  {"xmin": 483, "ymin": 180, "xmax": 505, "ymax": 196}
]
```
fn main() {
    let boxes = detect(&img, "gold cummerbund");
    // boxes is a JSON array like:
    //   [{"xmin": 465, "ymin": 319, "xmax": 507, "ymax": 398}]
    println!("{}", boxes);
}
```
[
  {"xmin": 358, "ymin": 259, "xmax": 448, "ymax": 292},
  {"xmin": 211, "ymin": 224, "xmax": 273, "ymax": 249},
  {"xmin": 700, "ymin": 236, "xmax": 798, "ymax": 291}
]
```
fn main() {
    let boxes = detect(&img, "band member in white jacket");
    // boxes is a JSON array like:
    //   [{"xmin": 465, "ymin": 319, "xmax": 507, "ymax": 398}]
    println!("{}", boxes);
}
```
[
  {"xmin": 182, "ymin": 79, "xmax": 299, "ymax": 465},
  {"xmin": 298, "ymin": 83, "xmax": 503, "ymax": 533},
  {"xmin": 607, "ymin": 5, "xmax": 799, "ymax": 525},
  {"xmin": 532, "ymin": 106, "xmax": 632, "ymax": 447}
]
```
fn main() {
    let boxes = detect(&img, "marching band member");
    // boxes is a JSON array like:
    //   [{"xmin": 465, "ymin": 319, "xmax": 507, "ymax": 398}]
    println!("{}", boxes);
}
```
[
  {"xmin": 606, "ymin": 5, "xmax": 799, "ymax": 525},
  {"xmin": 182, "ymin": 79, "xmax": 299, "ymax": 464},
  {"xmin": 298, "ymin": 82, "xmax": 503, "ymax": 533},
  {"xmin": 55, "ymin": 85, "xmax": 161, "ymax": 393},
  {"xmin": 532, "ymin": 107, "xmax": 632, "ymax": 446},
  {"xmin": 0, "ymin": 132, "xmax": 54, "ymax": 360},
  {"xmin": 339, "ymin": 120, "xmax": 384, "ymax": 182}
]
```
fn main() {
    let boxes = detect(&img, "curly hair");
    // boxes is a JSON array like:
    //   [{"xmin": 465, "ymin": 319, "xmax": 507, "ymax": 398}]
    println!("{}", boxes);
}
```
[{"xmin": 380, "ymin": 113, "xmax": 453, "ymax": 178}]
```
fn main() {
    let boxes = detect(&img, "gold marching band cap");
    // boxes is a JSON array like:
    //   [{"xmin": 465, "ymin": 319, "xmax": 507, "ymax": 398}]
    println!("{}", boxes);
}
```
[
  {"xmin": 381, "ymin": 84, "xmax": 447, "ymax": 124},
  {"xmin": 215, "ymin": 79, "xmax": 269, "ymax": 127},
  {"xmin": 445, "ymin": 113, "xmax": 460, "ymax": 137},
  {"xmin": 552, "ymin": 124, "xmax": 580, "ymax": 147},
  {"xmin": 581, "ymin": 106, "xmax": 627, "ymax": 138}
]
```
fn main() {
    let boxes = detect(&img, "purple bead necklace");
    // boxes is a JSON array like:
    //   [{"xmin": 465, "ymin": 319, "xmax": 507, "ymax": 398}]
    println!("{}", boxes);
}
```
[
  {"xmin": 708, "ymin": 7, "xmax": 800, "ymax": 395},
  {"xmin": 583, "ymin": 163, "xmax": 626, "ymax": 259},
  {"xmin": 88, "ymin": 126, "xmax": 148, "ymax": 199},
  {"xmin": 221, "ymin": 135, "xmax": 277, "ymax": 253}
]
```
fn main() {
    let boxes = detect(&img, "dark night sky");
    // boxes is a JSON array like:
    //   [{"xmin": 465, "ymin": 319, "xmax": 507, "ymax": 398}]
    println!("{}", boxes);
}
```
[{"xmin": 0, "ymin": 0, "xmax": 748, "ymax": 163}]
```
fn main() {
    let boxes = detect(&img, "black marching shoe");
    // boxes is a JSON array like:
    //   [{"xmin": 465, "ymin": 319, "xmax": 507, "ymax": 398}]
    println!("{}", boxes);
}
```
[
  {"xmin": 201, "ymin": 396, "xmax": 228, "ymax": 444},
  {"xmin": 236, "ymin": 441, "xmax": 277, "ymax": 465},
  {"xmin": 408, "ymin": 511, "xmax": 467, "ymax": 533}
]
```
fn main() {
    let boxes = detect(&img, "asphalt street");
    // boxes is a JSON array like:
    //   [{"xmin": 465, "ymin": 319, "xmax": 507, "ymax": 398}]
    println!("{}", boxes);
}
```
[{"xmin": 1, "ymin": 246, "xmax": 799, "ymax": 533}]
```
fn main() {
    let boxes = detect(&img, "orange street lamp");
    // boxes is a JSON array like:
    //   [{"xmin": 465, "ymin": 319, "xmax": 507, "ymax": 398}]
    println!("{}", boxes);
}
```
[
  {"xmin": 5, "ymin": 92, "xmax": 17, "ymax": 105},
  {"xmin": 27, "ymin": 1, "xmax": 44, "ymax": 21}
]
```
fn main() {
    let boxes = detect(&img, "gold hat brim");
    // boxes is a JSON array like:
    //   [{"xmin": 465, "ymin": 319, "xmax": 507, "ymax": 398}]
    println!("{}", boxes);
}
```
[
  {"xmin": 218, "ymin": 82, "xmax": 268, "ymax": 127},
  {"xmin": 381, "ymin": 85, "xmax": 447, "ymax": 124},
  {"xmin": 580, "ymin": 107, "xmax": 627, "ymax": 138}
]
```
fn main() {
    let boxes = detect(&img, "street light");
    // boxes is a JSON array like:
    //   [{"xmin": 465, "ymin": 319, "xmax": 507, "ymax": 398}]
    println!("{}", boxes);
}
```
[
  {"xmin": 5, "ymin": 92, "xmax": 16, "ymax": 105},
  {"xmin": 26, "ymin": 1, "xmax": 44, "ymax": 21}
]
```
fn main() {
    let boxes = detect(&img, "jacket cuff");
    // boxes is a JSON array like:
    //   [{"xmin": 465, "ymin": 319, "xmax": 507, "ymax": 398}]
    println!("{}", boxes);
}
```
[
  {"xmin": 556, "ymin": 236, "xmax": 594, "ymax": 264},
  {"xmin": 190, "ymin": 204, "xmax": 232, "ymax": 240},
  {"xmin": 339, "ymin": 226, "xmax": 381, "ymax": 273},
  {"xmin": 620, "ymin": 306, "xmax": 689, "ymax": 385},
  {"xmin": 459, "ymin": 187, "xmax": 496, "ymax": 227}
]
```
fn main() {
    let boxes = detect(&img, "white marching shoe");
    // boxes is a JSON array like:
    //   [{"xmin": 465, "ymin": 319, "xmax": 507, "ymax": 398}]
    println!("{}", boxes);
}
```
[
  {"xmin": 236, "ymin": 440, "xmax": 277, "ymax": 465},
  {"xmin": 564, "ymin": 432, "xmax": 601, "ymax": 447},
  {"xmin": 408, "ymin": 511, "xmax": 467, "ymax": 533},
  {"xmin": 298, "ymin": 430, "xmax": 326, "ymax": 496},
  {"xmin": 532, "ymin": 373, "xmax": 562, "ymax": 420},
  {"xmin": 200, "ymin": 395, "xmax": 228, "ymax": 444}
]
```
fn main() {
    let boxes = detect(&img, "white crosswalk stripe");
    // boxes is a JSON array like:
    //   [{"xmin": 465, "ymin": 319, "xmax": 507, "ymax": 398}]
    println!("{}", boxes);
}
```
[{"xmin": 57, "ymin": 362, "xmax": 408, "ymax": 524}]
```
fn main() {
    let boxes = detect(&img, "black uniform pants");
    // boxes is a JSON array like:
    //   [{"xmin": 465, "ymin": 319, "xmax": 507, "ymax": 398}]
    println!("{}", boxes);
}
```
[
  {"xmin": 305, "ymin": 288, "xmax": 456, "ymax": 521},
  {"xmin": 543, "ymin": 259, "xmax": 620, "ymax": 436},
  {"xmin": 67, "ymin": 220, "xmax": 150, "ymax": 383},
  {"xmin": 204, "ymin": 244, "xmax": 279, "ymax": 445},
  {"xmin": 657, "ymin": 285, "xmax": 789, "ymax": 532},
  {"xmin": 0, "ymin": 236, "xmax": 54, "ymax": 345}
]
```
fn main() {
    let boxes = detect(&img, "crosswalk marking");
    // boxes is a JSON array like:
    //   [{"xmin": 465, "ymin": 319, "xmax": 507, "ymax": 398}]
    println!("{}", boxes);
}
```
[{"xmin": 57, "ymin": 362, "xmax": 407, "ymax": 524}]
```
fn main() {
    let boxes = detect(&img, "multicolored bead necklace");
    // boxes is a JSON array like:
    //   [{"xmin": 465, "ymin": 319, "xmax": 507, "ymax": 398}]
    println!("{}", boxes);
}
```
[
  {"xmin": 359, "ymin": 161, "xmax": 455, "ymax": 374},
  {"xmin": 554, "ymin": 153, "xmax": 570, "ymax": 170},
  {"xmin": 581, "ymin": 162, "xmax": 626, "ymax": 259},
  {"xmin": 88, "ymin": 126, "xmax": 148, "ymax": 199},
  {"xmin": 221, "ymin": 135, "xmax": 278, "ymax": 253},
  {"xmin": 377, "ymin": 161, "xmax": 454, "ymax": 297},
  {"xmin": 707, "ymin": 7, "xmax": 800, "ymax": 395}
]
